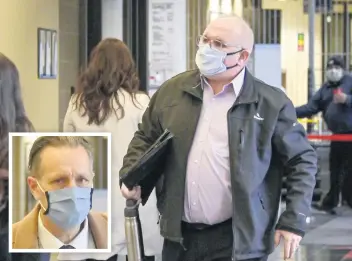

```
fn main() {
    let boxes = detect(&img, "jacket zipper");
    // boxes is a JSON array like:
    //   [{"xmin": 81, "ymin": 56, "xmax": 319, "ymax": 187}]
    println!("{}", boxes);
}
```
[
  {"xmin": 228, "ymin": 100, "xmax": 257, "ymax": 260},
  {"xmin": 227, "ymin": 107, "xmax": 236, "ymax": 259}
]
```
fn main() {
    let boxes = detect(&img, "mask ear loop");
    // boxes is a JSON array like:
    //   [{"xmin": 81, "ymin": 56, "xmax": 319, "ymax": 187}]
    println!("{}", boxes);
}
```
[
  {"xmin": 225, "ymin": 49, "xmax": 245, "ymax": 70},
  {"xmin": 89, "ymin": 188, "xmax": 94, "ymax": 210},
  {"xmin": 89, "ymin": 173, "xmax": 95, "ymax": 210},
  {"xmin": 36, "ymin": 181, "xmax": 50, "ymax": 215}
]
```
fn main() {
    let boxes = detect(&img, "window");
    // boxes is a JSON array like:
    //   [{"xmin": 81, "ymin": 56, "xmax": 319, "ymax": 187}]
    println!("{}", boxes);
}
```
[
  {"xmin": 208, "ymin": 0, "xmax": 232, "ymax": 21},
  {"xmin": 252, "ymin": 9, "xmax": 281, "ymax": 44},
  {"xmin": 220, "ymin": 0, "xmax": 232, "ymax": 14},
  {"xmin": 209, "ymin": 0, "xmax": 220, "ymax": 21}
]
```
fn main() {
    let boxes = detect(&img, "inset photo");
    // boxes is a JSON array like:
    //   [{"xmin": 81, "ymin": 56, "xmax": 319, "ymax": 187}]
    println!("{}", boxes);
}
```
[{"xmin": 9, "ymin": 133, "xmax": 111, "ymax": 253}]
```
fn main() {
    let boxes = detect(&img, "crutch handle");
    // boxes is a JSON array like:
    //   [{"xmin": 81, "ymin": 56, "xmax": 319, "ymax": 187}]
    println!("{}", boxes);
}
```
[
  {"xmin": 126, "ymin": 199, "xmax": 139, "ymax": 208},
  {"xmin": 125, "ymin": 199, "xmax": 139, "ymax": 217}
]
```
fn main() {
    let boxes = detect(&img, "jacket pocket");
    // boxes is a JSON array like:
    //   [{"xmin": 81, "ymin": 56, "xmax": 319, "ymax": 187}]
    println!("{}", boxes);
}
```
[
  {"xmin": 257, "ymin": 192, "xmax": 277, "ymax": 236},
  {"xmin": 257, "ymin": 192, "xmax": 271, "ymax": 225},
  {"xmin": 230, "ymin": 116, "xmax": 272, "ymax": 151},
  {"xmin": 258, "ymin": 193, "xmax": 268, "ymax": 213}
]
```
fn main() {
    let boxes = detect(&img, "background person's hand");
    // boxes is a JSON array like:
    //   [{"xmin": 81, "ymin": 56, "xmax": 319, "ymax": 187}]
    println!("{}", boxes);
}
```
[
  {"xmin": 333, "ymin": 91, "xmax": 347, "ymax": 103},
  {"xmin": 121, "ymin": 184, "xmax": 141, "ymax": 200},
  {"xmin": 274, "ymin": 230, "xmax": 302, "ymax": 260}
]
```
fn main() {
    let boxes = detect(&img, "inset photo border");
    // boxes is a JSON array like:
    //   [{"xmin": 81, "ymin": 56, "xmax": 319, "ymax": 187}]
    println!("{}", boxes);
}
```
[{"xmin": 8, "ymin": 132, "xmax": 111, "ymax": 253}]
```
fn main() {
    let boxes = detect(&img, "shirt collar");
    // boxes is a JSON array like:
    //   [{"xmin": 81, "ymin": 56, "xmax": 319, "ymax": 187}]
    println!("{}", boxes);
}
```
[
  {"xmin": 38, "ymin": 212, "xmax": 89, "ymax": 249},
  {"xmin": 201, "ymin": 68, "xmax": 246, "ymax": 97}
]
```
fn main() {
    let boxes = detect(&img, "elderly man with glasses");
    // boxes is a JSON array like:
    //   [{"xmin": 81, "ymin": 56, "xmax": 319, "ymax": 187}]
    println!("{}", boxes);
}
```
[{"xmin": 121, "ymin": 15, "xmax": 317, "ymax": 261}]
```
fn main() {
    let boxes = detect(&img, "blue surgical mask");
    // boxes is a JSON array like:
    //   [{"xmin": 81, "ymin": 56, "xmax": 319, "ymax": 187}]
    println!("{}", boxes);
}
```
[
  {"xmin": 37, "ymin": 182, "xmax": 93, "ymax": 230},
  {"xmin": 195, "ymin": 44, "xmax": 241, "ymax": 76}
]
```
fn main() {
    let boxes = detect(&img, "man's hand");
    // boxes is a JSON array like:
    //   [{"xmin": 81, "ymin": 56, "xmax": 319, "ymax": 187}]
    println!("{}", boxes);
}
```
[
  {"xmin": 333, "ymin": 91, "xmax": 347, "ymax": 103},
  {"xmin": 121, "ymin": 184, "xmax": 141, "ymax": 200},
  {"xmin": 274, "ymin": 230, "xmax": 302, "ymax": 260}
]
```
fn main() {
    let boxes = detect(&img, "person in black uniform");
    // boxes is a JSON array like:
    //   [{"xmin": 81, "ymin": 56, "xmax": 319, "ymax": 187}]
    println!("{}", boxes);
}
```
[{"xmin": 296, "ymin": 55, "xmax": 352, "ymax": 213}]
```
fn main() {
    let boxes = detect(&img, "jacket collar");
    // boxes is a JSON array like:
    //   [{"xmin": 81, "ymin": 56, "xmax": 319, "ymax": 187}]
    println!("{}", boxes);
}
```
[
  {"xmin": 12, "ymin": 203, "xmax": 108, "ymax": 249},
  {"xmin": 326, "ymin": 74, "xmax": 349, "ymax": 88},
  {"xmin": 181, "ymin": 68, "xmax": 259, "ymax": 104}
]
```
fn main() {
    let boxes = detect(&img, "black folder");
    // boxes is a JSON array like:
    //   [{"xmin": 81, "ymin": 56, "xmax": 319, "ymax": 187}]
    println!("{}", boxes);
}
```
[{"xmin": 120, "ymin": 129, "xmax": 174, "ymax": 205}]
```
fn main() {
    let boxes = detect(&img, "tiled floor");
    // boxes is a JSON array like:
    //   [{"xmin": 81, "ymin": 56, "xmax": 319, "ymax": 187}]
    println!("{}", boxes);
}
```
[
  {"xmin": 270, "ymin": 245, "xmax": 352, "ymax": 261},
  {"xmin": 268, "ymin": 204, "xmax": 352, "ymax": 261},
  {"xmin": 116, "ymin": 205, "xmax": 352, "ymax": 261},
  {"xmin": 117, "ymin": 245, "xmax": 352, "ymax": 261}
]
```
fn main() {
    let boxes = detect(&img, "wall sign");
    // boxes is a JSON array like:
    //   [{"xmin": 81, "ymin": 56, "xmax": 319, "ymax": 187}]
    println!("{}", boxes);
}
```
[
  {"xmin": 148, "ymin": 0, "xmax": 187, "ymax": 95},
  {"xmin": 37, "ymin": 28, "xmax": 58, "ymax": 79},
  {"xmin": 297, "ymin": 33, "xmax": 304, "ymax": 52}
]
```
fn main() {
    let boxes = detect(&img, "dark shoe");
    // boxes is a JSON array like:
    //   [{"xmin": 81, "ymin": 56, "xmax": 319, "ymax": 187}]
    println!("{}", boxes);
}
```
[{"xmin": 312, "ymin": 203, "xmax": 337, "ymax": 215}]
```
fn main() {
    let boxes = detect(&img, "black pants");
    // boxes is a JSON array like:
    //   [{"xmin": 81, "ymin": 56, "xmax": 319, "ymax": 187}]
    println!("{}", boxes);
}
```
[
  {"xmin": 322, "ymin": 141, "xmax": 352, "ymax": 209},
  {"xmin": 86, "ymin": 254, "xmax": 118, "ymax": 261},
  {"xmin": 162, "ymin": 219, "xmax": 268, "ymax": 261}
]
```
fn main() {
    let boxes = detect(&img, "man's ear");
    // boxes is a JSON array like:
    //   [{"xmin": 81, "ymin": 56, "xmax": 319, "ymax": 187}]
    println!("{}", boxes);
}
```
[
  {"xmin": 27, "ymin": 176, "xmax": 41, "ymax": 200},
  {"xmin": 241, "ymin": 50, "xmax": 250, "ymax": 64}
]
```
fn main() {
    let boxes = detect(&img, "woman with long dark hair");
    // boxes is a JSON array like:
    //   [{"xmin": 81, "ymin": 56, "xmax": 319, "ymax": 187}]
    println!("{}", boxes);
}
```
[
  {"xmin": 0, "ymin": 53, "xmax": 35, "ymax": 260},
  {"xmin": 60, "ymin": 38, "xmax": 163, "ymax": 261}
]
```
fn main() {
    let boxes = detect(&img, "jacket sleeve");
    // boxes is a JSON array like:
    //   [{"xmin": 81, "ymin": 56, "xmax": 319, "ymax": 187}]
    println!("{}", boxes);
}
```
[
  {"xmin": 345, "ymin": 94, "xmax": 352, "ymax": 107},
  {"xmin": 119, "ymin": 90, "xmax": 163, "ymax": 179},
  {"xmin": 295, "ymin": 88, "xmax": 323, "ymax": 118},
  {"xmin": 273, "ymin": 99, "xmax": 318, "ymax": 237}
]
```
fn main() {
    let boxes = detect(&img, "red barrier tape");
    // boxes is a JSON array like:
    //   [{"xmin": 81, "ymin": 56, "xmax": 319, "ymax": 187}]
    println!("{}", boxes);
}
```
[
  {"xmin": 307, "ymin": 134, "xmax": 352, "ymax": 141},
  {"xmin": 343, "ymin": 250, "xmax": 352, "ymax": 260}
]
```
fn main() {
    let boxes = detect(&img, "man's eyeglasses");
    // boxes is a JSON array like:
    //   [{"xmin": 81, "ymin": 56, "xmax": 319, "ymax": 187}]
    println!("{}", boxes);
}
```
[{"xmin": 196, "ymin": 35, "xmax": 241, "ymax": 50}]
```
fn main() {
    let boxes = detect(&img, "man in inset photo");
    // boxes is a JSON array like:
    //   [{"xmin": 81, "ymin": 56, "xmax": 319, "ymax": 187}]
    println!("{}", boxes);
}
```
[{"xmin": 12, "ymin": 136, "xmax": 108, "ymax": 250}]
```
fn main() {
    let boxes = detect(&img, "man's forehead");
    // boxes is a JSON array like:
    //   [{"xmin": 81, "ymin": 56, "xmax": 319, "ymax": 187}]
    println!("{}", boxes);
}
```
[
  {"xmin": 38, "ymin": 146, "xmax": 91, "ymax": 171},
  {"xmin": 204, "ymin": 19, "xmax": 241, "ymax": 43}
]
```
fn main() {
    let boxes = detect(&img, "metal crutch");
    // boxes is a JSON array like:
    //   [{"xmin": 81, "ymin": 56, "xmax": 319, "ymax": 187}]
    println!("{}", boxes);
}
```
[{"xmin": 125, "ymin": 199, "xmax": 145, "ymax": 261}]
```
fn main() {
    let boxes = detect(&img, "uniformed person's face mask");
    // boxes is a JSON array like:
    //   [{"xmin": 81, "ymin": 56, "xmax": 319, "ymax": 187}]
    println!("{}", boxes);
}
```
[
  {"xmin": 326, "ymin": 67, "xmax": 344, "ymax": 83},
  {"xmin": 36, "ymin": 181, "xmax": 93, "ymax": 230}
]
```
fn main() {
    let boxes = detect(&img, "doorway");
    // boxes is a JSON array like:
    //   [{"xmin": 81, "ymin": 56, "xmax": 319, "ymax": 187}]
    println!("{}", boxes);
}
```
[{"xmin": 322, "ymin": 4, "xmax": 352, "ymax": 81}]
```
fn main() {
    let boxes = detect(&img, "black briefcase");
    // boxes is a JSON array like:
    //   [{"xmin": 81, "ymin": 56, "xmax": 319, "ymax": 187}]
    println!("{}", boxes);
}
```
[{"xmin": 120, "ymin": 129, "xmax": 174, "ymax": 205}]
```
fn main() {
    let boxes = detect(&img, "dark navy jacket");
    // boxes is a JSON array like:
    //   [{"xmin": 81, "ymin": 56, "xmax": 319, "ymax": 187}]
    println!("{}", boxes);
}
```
[{"xmin": 296, "ymin": 74, "xmax": 352, "ymax": 134}]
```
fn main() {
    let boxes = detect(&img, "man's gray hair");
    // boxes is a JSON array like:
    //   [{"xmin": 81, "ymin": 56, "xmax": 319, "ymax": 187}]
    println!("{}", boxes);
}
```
[{"xmin": 28, "ymin": 136, "xmax": 93, "ymax": 177}]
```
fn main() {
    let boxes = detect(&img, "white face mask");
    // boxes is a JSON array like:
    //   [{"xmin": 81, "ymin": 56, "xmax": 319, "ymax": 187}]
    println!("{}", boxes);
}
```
[
  {"xmin": 326, "ymin": 68, "xmax": 344, "ymax": 82},
  {"xmin": 195, "ymin": 44, "xmax": 242, "ymax": 76}
]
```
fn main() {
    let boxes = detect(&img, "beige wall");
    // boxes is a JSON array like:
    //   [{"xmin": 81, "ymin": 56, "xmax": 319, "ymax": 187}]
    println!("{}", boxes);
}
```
[
  {"xmin": 0, "ymin": 0, "xmax": 80, "ymax": 132},
  {"xmin": 58, "ymin": 0, "xmax": 80, "ymax": 131},
  {"xmin": 0, "ymin": 0, "xmax": 60, "ymax": 131}
]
